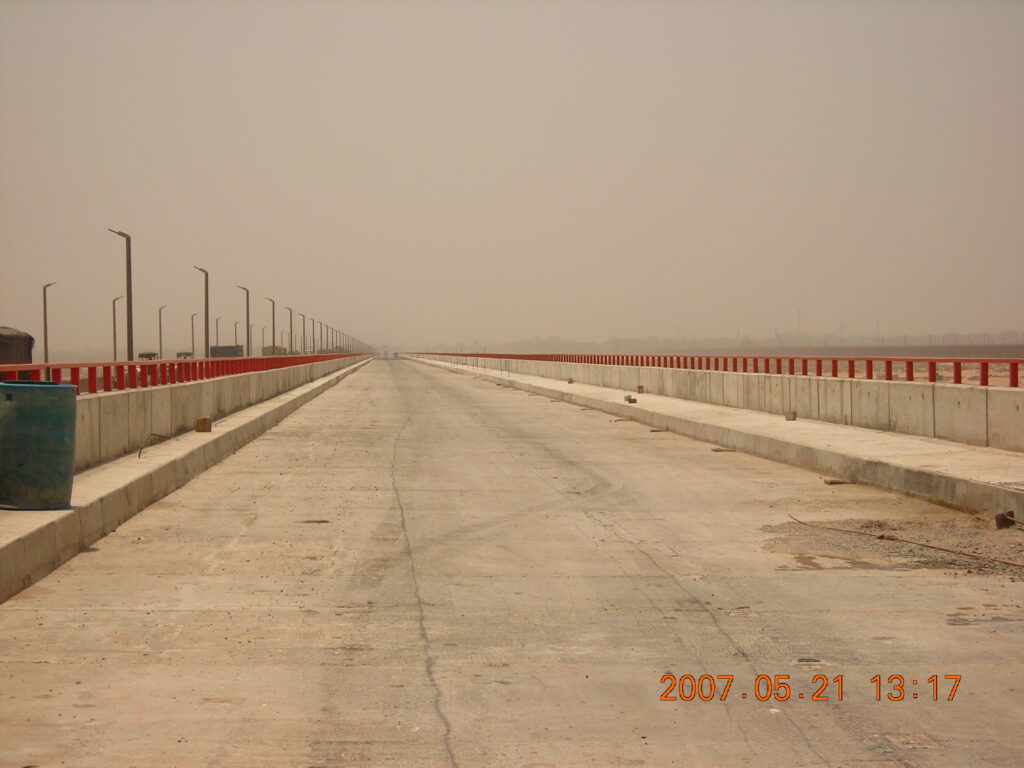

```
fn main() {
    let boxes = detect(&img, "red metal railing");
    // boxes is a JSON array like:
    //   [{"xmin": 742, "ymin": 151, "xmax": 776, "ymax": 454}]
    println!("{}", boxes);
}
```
[
  {"xmin": 415, "ymin": 353, "xmax": 1022, "ymax": 388},
  {"xmin": 0, "ymin": 353, "xmax": 368, "ymax": 396}
]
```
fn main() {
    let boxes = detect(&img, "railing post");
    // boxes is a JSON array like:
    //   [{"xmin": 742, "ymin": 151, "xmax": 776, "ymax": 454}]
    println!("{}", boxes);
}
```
[
  {"xmin": 927, "ymin": 361, "xmax": 937, "ymax": 383},
  {"xmin": 980, "ymin": 361, "xmax": 989, "ymax": 386},
  {"xmin": 847, "ymin": 359, "xmax": 855, "ymax": 379},
  {"xmin": 88, "ymin": 366, "xmax": 98, "ymax": 394},
  {"xmin": 1010, "ymin": 362, "xmax": 1019, "ymax": 388},
  {"xmin": 905, "ymin": 361, "xmax": 914, "ymax": 382}
]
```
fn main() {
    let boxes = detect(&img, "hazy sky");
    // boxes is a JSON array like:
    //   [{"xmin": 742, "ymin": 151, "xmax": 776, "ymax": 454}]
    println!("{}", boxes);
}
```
[{"xmin": 2, "ymin": 0, "xmax": 1022, "ymax": 358}]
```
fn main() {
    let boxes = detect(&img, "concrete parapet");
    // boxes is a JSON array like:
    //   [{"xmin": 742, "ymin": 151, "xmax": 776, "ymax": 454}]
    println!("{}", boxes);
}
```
[
  {"xmin": 72, "ymin": 356, "xmax": 368, "ymax": 472},
  {"xmin": 850, "ymin": 380, "xmax": 891, "ymax": 431},
  {"xmin": 988, "ymin": 388, "xmax": 1024, "ymax": 452},
  {"xmin": 889, "ymin": 382, "xmax": 934, "ymax": 437},
  {"xmin": 934, "ymin": 385, "xmax": 988, "ymax": 447},
  {"xmin": 790, "ymin": 375, "xmax": 817, "ymax": 419},
  {"xmin": 766, "ymin": 377, "xmax": 785, "ymax": 415}
]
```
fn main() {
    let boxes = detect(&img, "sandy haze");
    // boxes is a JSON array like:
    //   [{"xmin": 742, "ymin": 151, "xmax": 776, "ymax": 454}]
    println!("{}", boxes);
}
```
[{"xmin": 1, "ymin": 0, "xmax": 1022, "ymax": 360}]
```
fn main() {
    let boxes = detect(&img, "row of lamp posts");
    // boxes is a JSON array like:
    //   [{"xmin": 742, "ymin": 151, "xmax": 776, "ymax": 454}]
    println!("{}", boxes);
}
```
[{"xmin": 40, "ymin": 230, "xmax": 368, "ymax": 366}]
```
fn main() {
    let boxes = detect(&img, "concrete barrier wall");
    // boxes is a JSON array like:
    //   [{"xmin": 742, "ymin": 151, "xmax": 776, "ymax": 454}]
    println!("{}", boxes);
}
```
[
  {"xmin": 409, "ymin": 355, "xmax": 1024, "ymax": 453},
  {"xmin": 74, "ymin": 356, "xmax": 371, "ymax": 471}
]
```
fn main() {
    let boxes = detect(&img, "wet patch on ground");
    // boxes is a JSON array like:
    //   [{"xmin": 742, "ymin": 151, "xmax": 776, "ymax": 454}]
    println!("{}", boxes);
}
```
[{"xmin": 763, "ymin": 516, "xmax": 1024, "ymax": 581}]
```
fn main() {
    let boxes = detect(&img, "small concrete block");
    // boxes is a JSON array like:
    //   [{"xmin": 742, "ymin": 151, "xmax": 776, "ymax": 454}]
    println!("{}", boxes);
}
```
[{"xmin": 987, "ymin": 388, "xmax": 1024, "ymax": 452}]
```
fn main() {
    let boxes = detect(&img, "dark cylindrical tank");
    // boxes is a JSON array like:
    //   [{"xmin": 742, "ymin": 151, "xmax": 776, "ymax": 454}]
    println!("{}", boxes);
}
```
[
  {"xmin": 0, "ymin": 327, "xmax": 34, "ymax": 365},
  {"xmin": 0, "ymin": 381, "xmax": 77, "ymax": 509}
]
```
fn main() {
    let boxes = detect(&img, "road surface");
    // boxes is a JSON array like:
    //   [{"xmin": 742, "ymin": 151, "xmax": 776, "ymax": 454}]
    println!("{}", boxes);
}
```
[{"xmin": 2, "ymin": 359, "xmax": 1020, "ymax": 767}]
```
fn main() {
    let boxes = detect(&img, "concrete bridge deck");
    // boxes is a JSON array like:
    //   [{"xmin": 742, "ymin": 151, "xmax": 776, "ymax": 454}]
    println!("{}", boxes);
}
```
[{"xmin": 2, "ymin": 359, "xmax": 1021, "ymax": 767}]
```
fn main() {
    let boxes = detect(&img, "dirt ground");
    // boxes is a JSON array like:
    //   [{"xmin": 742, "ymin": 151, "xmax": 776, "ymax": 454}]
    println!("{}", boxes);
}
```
[{"xmin": 764, "ymin": 505, "xmax": 1024, "ymax": 583}]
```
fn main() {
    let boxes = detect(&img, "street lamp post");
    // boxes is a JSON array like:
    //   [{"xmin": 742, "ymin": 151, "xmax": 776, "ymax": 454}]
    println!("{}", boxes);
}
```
[
  {"xmin": 194, "ymin": 267, "xmax": 209, "ymax": 358},
  {"xmin": 234, "ymin": 320, "xmax": 239, "ymax": 346},
  {"xmin": 158, "ymin": 305, "xmax": 167, "ymax": 359},
  {"xmin": 265, "ymin": 297, "xmax": 276, "ymax": 355},
  {"xmin": 284, "ymin": 306, "xmax": 294, "ymax": 354},
  {"xmin": 112, "ymin": 295, "xmax": 123, "ymax": 360},
  {"xmin": 236, "ymin": 285, "xmax": 251, "ymax": 356},
  {"xmin": 319, "ymin": 321, "xmax": 324, "ymax": 353},
  {"xmin": 190, "ymin": 313, "xmax": 198, "ymax": 358},
  {"xmin": 261, "ymin": 326, "xmax": 266, "ymax": 354},
  {"xmin": 42, "ymin": 282, "xmax": 56, "ymax": 376},
  {"xmin": 309, "ymin": 317, "xmax": 315, "ymax": 352},
  {"xmin": 298, "ymin": 313, "xmax": 306, "ymax": 353},
  {"xmin": 108, "ymin": 229, "xmax": 134, "ymax": 360},
  {"xmin": 215, "ymin": 316, "xmax": 222, "ymax": 347}
]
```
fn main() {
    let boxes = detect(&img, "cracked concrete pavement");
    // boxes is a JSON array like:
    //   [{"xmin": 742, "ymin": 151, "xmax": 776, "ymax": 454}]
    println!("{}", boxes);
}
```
[{"xmin": 1, "ymin": 359, "xmax": 1021, "ymax": 767}]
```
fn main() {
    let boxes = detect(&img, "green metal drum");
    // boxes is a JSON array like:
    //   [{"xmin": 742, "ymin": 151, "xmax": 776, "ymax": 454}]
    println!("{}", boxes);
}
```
[{"xmin": 0, "ymin": 381, "xmax": 77, "ymax": 509}]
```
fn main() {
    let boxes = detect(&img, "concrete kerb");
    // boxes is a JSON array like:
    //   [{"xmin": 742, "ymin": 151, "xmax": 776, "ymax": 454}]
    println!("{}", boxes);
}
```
[
  {"xmin": 408, "ymin": 356, "xmax": 1024, "ymax": 522},
  {"xmin": 0, "ymin": 357, "xmax": 373, "ymax": 604}
]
